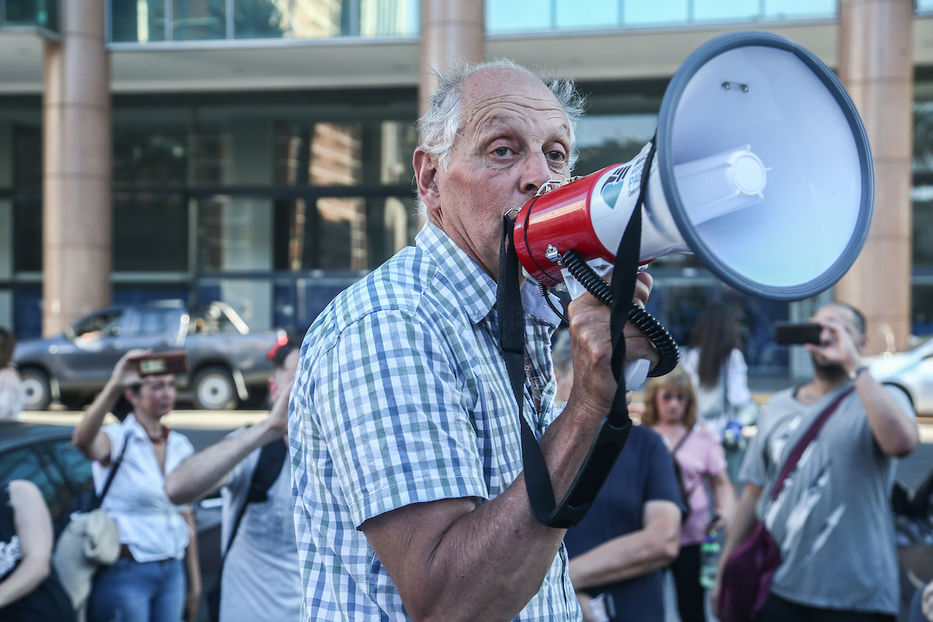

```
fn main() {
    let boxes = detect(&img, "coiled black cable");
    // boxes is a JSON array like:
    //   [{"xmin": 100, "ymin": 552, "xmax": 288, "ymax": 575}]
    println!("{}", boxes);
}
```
[{"xmin": 560, "ymin": 249, "xmax": 679, "ymax": 377}]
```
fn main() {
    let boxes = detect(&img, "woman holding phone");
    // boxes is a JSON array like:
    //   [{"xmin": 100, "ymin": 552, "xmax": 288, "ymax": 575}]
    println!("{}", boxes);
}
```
[{"xmin": 72, "ymin": 350, "xmax": 201, "ymax": 622}]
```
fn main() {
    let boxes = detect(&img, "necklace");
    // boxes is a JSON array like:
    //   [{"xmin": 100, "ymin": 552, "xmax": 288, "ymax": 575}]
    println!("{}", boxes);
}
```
[{"xmin": 147, "ymin": 427, "xmax": 169, "ymax": 444}]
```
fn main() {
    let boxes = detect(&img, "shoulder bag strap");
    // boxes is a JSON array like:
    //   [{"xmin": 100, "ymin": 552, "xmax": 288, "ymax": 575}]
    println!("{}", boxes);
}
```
[
  {"xmin": 671, "ymin": 426, "xmax": 692, "ymax": 456},
  {"xmin": 95, "ymin": 436, "xmax": 129, "ymax": 509},
  {"xmin": 769, "ymin": 387, "xmax": 853, "ymax": 501},
  {"xmin": 225, "ymin": 439, "xmax": 287, "ymax": 555}
]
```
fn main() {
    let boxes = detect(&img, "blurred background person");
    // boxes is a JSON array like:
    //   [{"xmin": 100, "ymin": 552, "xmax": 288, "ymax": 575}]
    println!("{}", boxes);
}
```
[
  {"xmin": 909, "ymin": 581, "xmax": 933, "ymax": 622},
  {"xmin": 557, "ymin": 332, "xmax": 684, "ymax": 621},
  {"xmin": 0, "ymin": 327, "xmax": 23, "ymax": 421},
  {"xmin": 0, "ymin": 479, "xmax": 75, "ymax": 620},
  {"xmin": 642, "ymin": 367, "xmax": 734, "ymax": 622},
  {"xmin": 72, "ymin": 351, "xmax": 200, "ymax": 622},
  {"xmin": 681, "ymin": 302, "xmax": 755, "ymax": 480},
  {"xmin": 165, "ymin": 339, "xmax": 301, "ymax": 622}
]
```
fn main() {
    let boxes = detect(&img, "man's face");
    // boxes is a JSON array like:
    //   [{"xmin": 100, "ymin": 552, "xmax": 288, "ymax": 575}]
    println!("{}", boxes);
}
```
[
  {"xmin": 417, "ymin": 67, "xmax": 573, "ymax": 278},
  {"xmin": 810, "ymin": 303, "xmax": 863, "ymax": 374},
  {"xmin": 130, "ymin": 374, "xmax": 176, "ymax": 419}
]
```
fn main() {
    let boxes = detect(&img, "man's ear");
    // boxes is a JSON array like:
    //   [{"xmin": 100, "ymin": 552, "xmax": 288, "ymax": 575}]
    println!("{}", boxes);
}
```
[{"xmin": 413, "ymin": 147, "xmax": 441, "ymax": 215}]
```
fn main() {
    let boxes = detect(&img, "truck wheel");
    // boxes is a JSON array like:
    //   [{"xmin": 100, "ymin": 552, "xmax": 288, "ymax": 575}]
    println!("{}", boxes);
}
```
[
  {"xmin": 20, "ymin": 368, "xmax": 52, "ymax": 411},
  {"xmin": 192, "ymin": 366, "xmax": 238, "ymax": 410}
]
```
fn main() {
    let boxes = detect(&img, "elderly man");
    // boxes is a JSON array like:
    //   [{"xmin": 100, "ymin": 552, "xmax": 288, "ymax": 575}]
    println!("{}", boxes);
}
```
[{"xmin": 289, "ymin": 60, "xmax": 659, "ymax": 621}]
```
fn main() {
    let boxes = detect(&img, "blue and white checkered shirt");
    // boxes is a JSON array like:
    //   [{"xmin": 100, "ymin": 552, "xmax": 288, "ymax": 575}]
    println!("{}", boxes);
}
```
[{"xmin": 288, "ymin": 221, "xmax": 581, "ymax": 621}]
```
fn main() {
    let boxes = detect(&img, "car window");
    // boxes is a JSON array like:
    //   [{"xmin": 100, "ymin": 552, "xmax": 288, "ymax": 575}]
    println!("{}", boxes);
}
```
[
  {"xmin": 46, "ymin": 440, "xmax": 94, "ymax": 494},
  {"xmin": 123, "ymin": 308, "xmax": 183, "ymax": 337},
  {"xmin": 0, "ymin": 447, "xmax": 65, "ymax": 519},
  {"xmin": 73, "ymin": 310, "xmax": 123, "ymax": 340}
]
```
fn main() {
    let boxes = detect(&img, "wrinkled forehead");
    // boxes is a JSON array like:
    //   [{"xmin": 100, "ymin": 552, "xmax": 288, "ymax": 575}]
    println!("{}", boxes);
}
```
[{"xmin": 459, "ymin": 68, "xmax": 570, "ymax": 138}]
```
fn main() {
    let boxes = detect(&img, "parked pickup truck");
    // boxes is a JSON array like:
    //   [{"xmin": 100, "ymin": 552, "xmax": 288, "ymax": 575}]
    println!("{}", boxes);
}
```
[{"xmin": 13, "ymin": 300, "xmax": 284, "ymax": 411}]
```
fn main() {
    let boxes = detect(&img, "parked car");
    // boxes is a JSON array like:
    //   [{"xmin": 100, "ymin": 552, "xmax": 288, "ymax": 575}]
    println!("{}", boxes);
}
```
[
  {"xmin": 0, "ymin": 420, "xmax": 222, "ymax": 622},
  {"xmin": 867, "ymin": 337, "xmax": 933, "ymax": 416},
  {"xmin": 13, "ymin": 300, "xmax": 284, "ymax": 411}
]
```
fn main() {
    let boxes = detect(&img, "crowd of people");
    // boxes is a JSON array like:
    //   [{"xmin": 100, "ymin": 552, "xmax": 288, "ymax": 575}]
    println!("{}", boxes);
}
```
[{"xmin": 0, "ymin": 59, "xmax": 929, "ymax": 622}]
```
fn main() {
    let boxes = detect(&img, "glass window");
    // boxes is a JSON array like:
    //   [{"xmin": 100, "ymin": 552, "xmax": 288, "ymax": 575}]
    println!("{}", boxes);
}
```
[
  {"xmin": 173, "ymin": 0, "xmax": 227, "ymax": 40},
  {"xmin": 920, "ymin": 0, "xmax": 933, "ymax": 13},
  {"xmin": 0, "ymin": 447, "xmax": 61, "ymax": 511},
  {"xmin": 4, "ymin": 0, "xmax": 58, "ymax": 29},
  {"xmin": 113, "ymin": 193, "xmax": 188, "ymax": 272},
  {"xmin": 273, "ymin": 195, "xmax": 417, "ymax": 271},
  {"xmin": 486, "ymin": 0, "xmax": 552, "ymax": 32},
  {"xmin": 197, "ymin": 195, "xmax": 273, "ymax": 271},
  {"xmin": 763, "ymin": 0, "xmax": 835, "ymax": 19},
  {"xmin": 111, "ymin": 0, "xmax": 167, "ymax": 42},
  {"xmin": 555, "ymin": 0, "xmax": 619, "ymax": 29},
  {"xmin": 693, "ymin": 0, "xmax": 759, "ymax": 22},
  {"xmin": 234, "ymin": 0, "xmax": 339, "ymax": 38},
  {"xmin": 623, "ymin": 0, "xmax": 688, "ymax": 25},
  {"xmin": 72, "ymin": 309, "xmax": 124, "ymax": 339}
]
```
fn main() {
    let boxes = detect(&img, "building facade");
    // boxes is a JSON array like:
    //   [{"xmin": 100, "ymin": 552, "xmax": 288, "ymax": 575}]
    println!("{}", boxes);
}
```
[{"xmin": 0, "ymin": 0, "xmax": 929, "ymax": 378}]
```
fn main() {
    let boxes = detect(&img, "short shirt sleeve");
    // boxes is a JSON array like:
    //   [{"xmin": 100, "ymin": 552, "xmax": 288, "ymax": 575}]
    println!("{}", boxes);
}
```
[{"xmin": 309, "ymin": 309, "xmax": 489, "ymax": 528}]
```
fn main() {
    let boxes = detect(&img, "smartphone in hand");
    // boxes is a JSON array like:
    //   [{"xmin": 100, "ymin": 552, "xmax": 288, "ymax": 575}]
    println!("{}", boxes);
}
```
[
  {"xmin": 774, "ymin": 322, "xmax": 822, "ymax": 346},
  {"xmin": 135, "ymin": 351, "xmax": 188, "ymax": 376}
]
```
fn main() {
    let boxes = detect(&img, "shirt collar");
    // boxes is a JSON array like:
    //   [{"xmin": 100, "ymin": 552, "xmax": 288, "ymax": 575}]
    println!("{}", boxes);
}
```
[{"xmin": 416, "ymin": 221, "xmax": 563, "ymax": 328}]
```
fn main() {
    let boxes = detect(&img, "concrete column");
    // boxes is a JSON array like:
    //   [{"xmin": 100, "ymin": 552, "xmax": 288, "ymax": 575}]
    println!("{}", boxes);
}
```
[
  {"xmin": 836, "ymin": 0, "xmax": 913, "ymax": 354},
  {"xmin": 42, "ymin": 0, "xmax": 111, "ymax": 336},
  {"xmin": 418, "ymin": 0, "xmax": 484, "ymax": 115}
]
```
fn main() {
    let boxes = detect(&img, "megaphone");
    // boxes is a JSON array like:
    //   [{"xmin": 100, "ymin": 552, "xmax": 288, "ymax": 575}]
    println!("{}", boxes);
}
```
[{"xmin": 513, "ymin": 30, "xmax": 874, "ymax": 303}]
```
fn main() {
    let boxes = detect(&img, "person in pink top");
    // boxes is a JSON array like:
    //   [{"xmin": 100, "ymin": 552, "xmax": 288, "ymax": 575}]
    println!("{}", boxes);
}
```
[{"xmin": 643, "ymin": 366, "xmax": 735, "ymax": 622}]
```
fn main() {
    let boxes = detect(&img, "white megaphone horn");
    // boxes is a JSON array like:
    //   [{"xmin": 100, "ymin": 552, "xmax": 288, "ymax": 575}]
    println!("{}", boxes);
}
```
[{"xmin": 513, "ymin": 30, "xmax": 874, "ymax": 305}]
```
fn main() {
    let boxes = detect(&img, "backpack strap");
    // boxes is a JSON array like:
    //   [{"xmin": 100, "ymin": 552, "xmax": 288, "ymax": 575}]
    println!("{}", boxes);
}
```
[{"xmin": 225, "ymin": 439, "xmax": 287, "ymax": 555}]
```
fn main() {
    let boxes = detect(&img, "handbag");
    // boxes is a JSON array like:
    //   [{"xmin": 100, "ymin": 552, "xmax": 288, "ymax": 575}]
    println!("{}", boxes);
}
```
[
  {"xmin": 718, "ymin": 387, "xmax": 853, "ymax": 622},
  {"xmin": 52, "ymin": 438, "xmax": 128, "ymax": 617}
]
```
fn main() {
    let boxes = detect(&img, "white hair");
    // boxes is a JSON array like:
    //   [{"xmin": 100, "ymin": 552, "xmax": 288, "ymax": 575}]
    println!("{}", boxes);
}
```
[{"xmin": 415, "ymin": 59, "xmax": 586, "ymax": 217}]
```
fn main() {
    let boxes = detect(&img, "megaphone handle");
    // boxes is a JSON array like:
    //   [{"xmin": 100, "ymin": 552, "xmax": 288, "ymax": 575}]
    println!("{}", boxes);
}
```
[
  {"xmin": 625, "ymin": 358, "xmax": 652, "ymax": 389},
  {"xmin": 559, "ymin": 249, "xmax": 679, "ymax": 377}
]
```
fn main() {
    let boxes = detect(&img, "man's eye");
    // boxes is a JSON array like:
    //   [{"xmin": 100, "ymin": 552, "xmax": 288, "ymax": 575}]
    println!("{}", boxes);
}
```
[
  {"xmin": 492, "ymin": 146, "xmax": 513, "ymax": 157},
  {"xmin": 547, "ymin": 150, "xmax": 566, "ymax": 162}
]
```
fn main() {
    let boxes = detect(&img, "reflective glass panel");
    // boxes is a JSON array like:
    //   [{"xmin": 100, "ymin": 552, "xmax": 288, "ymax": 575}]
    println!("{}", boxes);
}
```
[
  {"xmin": 4, "ymin": 0, "xmax": 58, "ymax": 29},
  {"xmin": 763, "ymin": 0, "xmax": 835, "ymax": 18},
  {"xmin": 111, "ymin": 0, "xmax": 167, "ymax": 42},
  {"xmin": 693, "ymin": 0, "xmax": 758, "ymax": 22},
  {"xmin": 622, "ymin": 0, "xmax": 688, "ymax": 25},
  {"xmin": 486, "ymin": 0, "xmax": 552, "ymax": 32},
  {"xmin": 554, "ymin": 0, "xmax": 619, "ymax": 29},
  {"xmin": 173, "ymin": 0, "xmax": 227, "ymax": 40},
  {"xmin": 114, "ymin": 193, "xmax": 188, "ymax": 271}
]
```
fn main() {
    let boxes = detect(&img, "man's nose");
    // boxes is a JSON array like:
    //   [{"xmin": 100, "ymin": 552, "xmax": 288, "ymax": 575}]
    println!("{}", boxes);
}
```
[{"xmin": 520, "ymin": 153, "xmax": 556, "ymax": 196}]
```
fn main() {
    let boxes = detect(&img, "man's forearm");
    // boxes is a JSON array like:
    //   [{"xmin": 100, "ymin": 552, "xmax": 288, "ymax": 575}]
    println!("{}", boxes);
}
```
[
  {"xmin": 166, "ymin": 419, "xmax": 280, "ymax": 504},
  {"xmin": 717, "ymin": 483, "xmax": 761, "ymax": 573},
  {"xmin": 855, "ymin": 372, "xmax": 918, "ymax": 456},
  {"xmin": 362, "ymin": 399, "xmax": 613, "ymax": 622}
]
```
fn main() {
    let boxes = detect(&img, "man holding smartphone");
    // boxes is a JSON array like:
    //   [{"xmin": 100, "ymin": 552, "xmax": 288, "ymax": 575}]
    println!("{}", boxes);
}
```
[
  {"xmin": 712, "ymin": 302, "xmax": 919, "ymax": 622},
  {"xmin": 165, "ymin": 339, "xmax": 300, "ymax": 622}
]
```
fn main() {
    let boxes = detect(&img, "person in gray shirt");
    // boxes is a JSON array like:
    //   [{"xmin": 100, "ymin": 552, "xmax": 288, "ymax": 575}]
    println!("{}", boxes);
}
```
[
  {"xmin": 165, "ymin": 341, "xmax": 300, "ymax": 622},
  {"xmin": 712, "ymin": 302, "xmax": 919, "ymax": 622}
]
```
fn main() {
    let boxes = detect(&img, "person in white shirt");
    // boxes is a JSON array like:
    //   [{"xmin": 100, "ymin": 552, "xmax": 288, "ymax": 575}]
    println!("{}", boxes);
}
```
[
  {"xmin": 73, "ymin": 350, "xmax": 200, "ymax": 622},
  {"xmin": 0, "ymin": 327, "xmax": 24, "ymax": 421}
]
